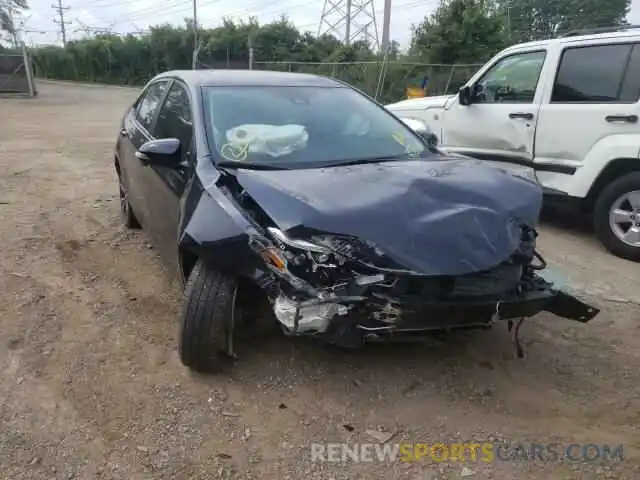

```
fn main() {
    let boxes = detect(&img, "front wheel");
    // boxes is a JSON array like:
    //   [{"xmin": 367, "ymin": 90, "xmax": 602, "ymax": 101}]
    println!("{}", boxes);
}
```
[
  {"xmin": 594, "ymin": 172, "xmax": 640, "ymax": 262},
  {"xmin": 179, "ymin": 259, "xmax": 238, "ymax": 373}
]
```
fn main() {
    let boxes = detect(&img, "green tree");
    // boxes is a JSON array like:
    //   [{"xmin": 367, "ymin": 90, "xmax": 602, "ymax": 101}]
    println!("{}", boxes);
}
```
[
  {"xmin": 31, "ymin": 18, "xmax": 385, "ymax": 91},
  {"xmin": 1, "ymin": 0, "xmax": 28, "ymax": 47},
  {"xmin": 496, "ymin": 0, "xmax": 631, "ymax": 41},
  {"xmin": 410, "ymin": 0, "xmax": 507, "ymax": 64},
  {"xmin": 30, "ymin": 14, "xmax": 476, "ymax": 103}
]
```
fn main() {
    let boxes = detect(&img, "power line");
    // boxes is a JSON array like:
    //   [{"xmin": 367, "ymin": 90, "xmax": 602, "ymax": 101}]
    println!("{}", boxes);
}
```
[
  {"xmin": 52, "ymin": 0, "xmax": 72, "ymax": 46},
  {"xmin": 74, "ymin": 18, "xmax": 114, "ymax": 36}
]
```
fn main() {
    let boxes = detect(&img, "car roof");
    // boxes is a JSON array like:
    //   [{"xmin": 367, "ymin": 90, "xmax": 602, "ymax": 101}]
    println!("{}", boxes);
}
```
[
  {"xmin": 152, "ymin": 69, "xmax": 344, "ymax": 88},
  {"xmin": 502, "ymin": 28, "xmax": 640, "ymax": 54}
]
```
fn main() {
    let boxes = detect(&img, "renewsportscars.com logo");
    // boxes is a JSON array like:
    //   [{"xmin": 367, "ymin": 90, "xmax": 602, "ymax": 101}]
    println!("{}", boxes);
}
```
[{"xmin": 310, "ymin": 442, "xmax": 625, "ymax": 463}]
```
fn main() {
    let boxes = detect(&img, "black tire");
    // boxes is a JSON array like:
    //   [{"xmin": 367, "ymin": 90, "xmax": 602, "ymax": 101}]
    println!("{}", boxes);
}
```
[
  {"xmin": 179, "ymin": 259, "xmax": 237, "ymax": 373},
  {"xmin": 594, "ymin": 172, "xmax": 640, "ymax": 262},
  {"xmin": 118, "ymin": 170, "xmax": 140, "ymax": 229}
]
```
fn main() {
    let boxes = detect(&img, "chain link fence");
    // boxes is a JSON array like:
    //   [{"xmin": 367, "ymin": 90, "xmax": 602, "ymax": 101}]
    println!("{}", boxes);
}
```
[
  {"xmin": 253, "ymin": 60, "xmax": 482, "ymax": 103},
  {"xmin": 198, "ymin": 59, "xmax": 482, "ymax": 103}
]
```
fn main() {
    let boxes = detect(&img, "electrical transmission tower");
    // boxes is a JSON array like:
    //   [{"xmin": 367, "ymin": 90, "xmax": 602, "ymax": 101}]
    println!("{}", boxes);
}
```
[
  {"xmin": 52, "ymin": 0, "xmax": 71, "ymax": 46},
  {"xmin": 318, "ymin": 0, "xmax": 379, "ymax": 48}
]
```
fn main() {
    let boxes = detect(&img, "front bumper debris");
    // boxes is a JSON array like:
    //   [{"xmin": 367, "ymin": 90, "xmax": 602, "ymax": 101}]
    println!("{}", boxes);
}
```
[{"xmin": 272, "ymin": 273, "xmax": 600, "ymax": 356}]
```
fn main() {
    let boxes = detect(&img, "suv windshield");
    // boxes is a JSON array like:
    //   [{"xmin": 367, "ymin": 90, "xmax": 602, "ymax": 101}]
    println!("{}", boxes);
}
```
[{"xmin": 202, "ymin": 85, "xmax": 430, "ymax": 169}]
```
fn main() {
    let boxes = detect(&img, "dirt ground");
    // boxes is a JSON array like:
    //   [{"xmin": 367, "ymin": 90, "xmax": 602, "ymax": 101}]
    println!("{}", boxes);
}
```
[{"xmin": 0, "ymin": 81, "xmax": 639, "ymax": 480}]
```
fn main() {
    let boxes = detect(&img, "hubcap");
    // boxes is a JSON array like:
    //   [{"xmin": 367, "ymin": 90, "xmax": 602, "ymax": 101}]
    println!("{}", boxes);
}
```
[{"xmin": 609, "ymin": 190, "xmax": 640, "ymax": 247}]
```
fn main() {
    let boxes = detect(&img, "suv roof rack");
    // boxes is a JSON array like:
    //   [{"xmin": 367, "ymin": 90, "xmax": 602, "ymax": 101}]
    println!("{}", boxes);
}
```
[{"xmin": 560, "ymin": 24, "xmax": 640, "ymax": 38}]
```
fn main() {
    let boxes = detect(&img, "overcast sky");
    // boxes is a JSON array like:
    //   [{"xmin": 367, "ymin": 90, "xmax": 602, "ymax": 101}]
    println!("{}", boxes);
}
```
[{"xmin": 17, "ymin": 0, "xmax": 640, "ymax": 50}]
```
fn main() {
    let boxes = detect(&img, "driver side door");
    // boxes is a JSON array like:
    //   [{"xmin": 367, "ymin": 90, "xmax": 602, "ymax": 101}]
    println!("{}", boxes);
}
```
[
  {"xmin": 440, "ymin": 50, "xmax": 547, "ymax": 166},
  {"xmin": 139, "ymin": 80, "xmax": 194, "ymax": 275}
]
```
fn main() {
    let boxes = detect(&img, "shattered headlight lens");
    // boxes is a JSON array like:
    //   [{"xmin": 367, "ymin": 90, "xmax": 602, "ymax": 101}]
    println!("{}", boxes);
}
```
[
  {"xmin": 267, "ymin": 227, "xmax": 331, "ymax": 254},
  {"xmin": 311, "ymin": 234, "xmax": 387, "ymax": 260},
  {"xmin": 267, "ymin": 228, "xmax": 390, "ymax": 268}
]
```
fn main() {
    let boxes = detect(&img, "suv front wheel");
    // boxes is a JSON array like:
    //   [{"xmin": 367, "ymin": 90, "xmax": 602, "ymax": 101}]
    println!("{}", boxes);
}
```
[{"xmin": 594, "ymin": 172, "xmax": 640, "ymax": 262}]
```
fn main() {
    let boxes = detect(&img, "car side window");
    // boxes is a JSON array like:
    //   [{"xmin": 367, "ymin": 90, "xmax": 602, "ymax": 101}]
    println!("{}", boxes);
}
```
[
  {"xmin": 473, "ymin": 51, "xmax": 546, "ymax": 104},
  {"xmin": 135, "ymin": 80, "xmax": 170, "ymax": 132},
  {"xmin": 551, "ymin": 43, "xmax": 637, "ymax": 103},
  {"xmin": 152, "ymin": 82, "xmax": 194, "ymax": 156}
]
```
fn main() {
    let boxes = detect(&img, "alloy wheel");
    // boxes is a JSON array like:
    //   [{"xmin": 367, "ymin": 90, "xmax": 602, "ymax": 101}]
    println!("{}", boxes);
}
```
[{"xmin": 609, "ymin": 190, "xmax": 640, "ymax": 248}]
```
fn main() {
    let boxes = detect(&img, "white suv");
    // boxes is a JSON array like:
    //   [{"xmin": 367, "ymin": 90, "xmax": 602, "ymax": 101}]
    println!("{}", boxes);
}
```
[{"xmin": 386, "ymin": 27, "xmax": 640, "ymax": 262}]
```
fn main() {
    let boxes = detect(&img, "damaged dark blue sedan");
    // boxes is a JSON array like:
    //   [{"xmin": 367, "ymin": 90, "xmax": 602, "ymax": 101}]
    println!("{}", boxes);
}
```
[{"xmin": 114, "ymin": 69, "xmax": 600, "ymax": 373}]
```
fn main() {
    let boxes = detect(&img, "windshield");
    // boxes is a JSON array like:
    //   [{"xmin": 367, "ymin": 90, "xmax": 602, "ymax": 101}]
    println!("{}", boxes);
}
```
[{"xmin": 201, "ymin": 85, "xmax": 430, "ymax": 169}]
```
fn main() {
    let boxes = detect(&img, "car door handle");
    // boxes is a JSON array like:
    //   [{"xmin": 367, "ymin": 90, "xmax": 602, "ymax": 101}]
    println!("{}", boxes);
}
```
[
  {"xmin": 509, "ymin": 112, "xmax": 534, "ymax": 120},
  {"xmin": 605, "ymin": 114, "xmax": 638, "ymax": 123},
  {"xmin": 119, "ymin": 129, "xmax": 129, "ymax": 137}
]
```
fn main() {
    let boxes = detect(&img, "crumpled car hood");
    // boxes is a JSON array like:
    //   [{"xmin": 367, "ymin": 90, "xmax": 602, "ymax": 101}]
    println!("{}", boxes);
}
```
[{"xmin": 235, "ymin": 158, "xmax": 543, "ymax": 276}]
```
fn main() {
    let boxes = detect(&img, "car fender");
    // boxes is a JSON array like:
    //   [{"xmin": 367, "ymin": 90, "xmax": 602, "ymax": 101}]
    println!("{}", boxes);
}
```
[
  {"xmin": 386, "ymin": 96, "xmax": 451, "ymax": 133},
  {"xmin": 386, "ymin": 107, "xmax": 445, "ymax": 140},
  {"xmin": 177, "ymin": 168, "xmax": 262, "ymax": 277},
  {"xmin": 536, "ymin": 134, "xmax": 640, "ymax": 198}
]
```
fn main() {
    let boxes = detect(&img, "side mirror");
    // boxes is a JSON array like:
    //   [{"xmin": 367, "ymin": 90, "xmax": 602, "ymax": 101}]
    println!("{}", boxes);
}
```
[
  {"xmin": 399, "ymin": 117, "xmax": 439, "ymax": 149},
  {"xmin": 135, "ymin": 138, "xmax": 181, "ymax": 167},
  {"xmin": 458, "ymin": 86, "xmax": 472, "ymax": 106}
]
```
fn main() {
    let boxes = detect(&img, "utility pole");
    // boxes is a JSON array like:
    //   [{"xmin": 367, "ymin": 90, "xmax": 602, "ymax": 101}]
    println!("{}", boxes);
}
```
[
  {"xmin": 191, "ymin": 0, "xmax": 199, "ymax": 69},
  {"xmin": 380, "ymin": 0, "xmax": 392, "ymax": 55},
  {"xmin": 21, "ymin": 40, "xmax": 36, "ymax": 96},
  {"xmin": 52, "ymin": 0, "xmax": 71, "ymax": 46},
  {"xmin": 13, "ymin": 16, "xmax": 36, "ymax": 96},
  {"xmin": 344, "ymin": 0, "xmax": 352, "ymax": 45}
]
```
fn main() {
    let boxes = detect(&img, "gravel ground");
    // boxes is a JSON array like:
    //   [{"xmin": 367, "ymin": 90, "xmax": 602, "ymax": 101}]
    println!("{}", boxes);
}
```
[{"xmin": 0, "ymin": 81, "xmax": 639, "ymax": 480}]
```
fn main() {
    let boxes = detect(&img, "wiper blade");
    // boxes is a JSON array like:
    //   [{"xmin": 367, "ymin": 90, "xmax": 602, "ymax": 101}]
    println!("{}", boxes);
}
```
[
  {"xmin": 216, "ymin": 160, "xmax": 289, "ymax": 170},
  {"xmin": 325, "ymin": 154, "xmax": 418, "ymax": 168}
]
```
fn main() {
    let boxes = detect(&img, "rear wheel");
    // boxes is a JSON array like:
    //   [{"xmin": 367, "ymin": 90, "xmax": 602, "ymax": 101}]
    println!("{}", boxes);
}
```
[
  {"xmin": 594, "ymin": 172, "xmax": 640, "ymax": 262},
  {"xmin": 179, "ymin": 259, "xmax": 238, "ymax": 373},
  {"xmin": 118, "ymin": 171, "xmax": 140, "ymax": 229}
]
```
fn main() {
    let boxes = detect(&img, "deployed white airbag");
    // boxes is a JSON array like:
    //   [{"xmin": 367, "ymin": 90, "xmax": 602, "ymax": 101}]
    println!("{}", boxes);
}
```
[{"xmin": 225, "ymin": 124, "xmax": 308, "ymax": 158}]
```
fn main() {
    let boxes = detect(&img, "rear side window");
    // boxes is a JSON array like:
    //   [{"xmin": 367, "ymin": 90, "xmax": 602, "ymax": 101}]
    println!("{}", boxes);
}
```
[
  {"xmin": 551, "ymin": 44, "xmax": 639, "ymax": 103},
  {"xmin": 136, "ymin": 80, "xmax": 170, "ymax": 132}
]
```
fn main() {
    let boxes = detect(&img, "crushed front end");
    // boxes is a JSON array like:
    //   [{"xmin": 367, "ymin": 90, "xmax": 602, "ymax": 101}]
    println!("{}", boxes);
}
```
[{"xmin": 248, "ymin": 224, "xmax": 600, "ymax": 356}]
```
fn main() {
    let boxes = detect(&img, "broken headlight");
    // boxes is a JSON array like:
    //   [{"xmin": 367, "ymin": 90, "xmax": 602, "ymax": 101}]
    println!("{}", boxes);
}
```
[
  {"xmin": 266, "ymin": 227, "xmax": 346, "ymax": 266},
  {"xmin": 266, "ymin": 228, "xmax": 375, "ymax": 266},
  {"xmin": 267, "ymin": 227, "xmax": 332, "ymax": 254},
  {"xmin": 265, "ymin": 228, "xmax": 353, "ymax": 286},
  {"xmin": 263, "ymin": 227, "xmax": 386, "ymax": 289}
]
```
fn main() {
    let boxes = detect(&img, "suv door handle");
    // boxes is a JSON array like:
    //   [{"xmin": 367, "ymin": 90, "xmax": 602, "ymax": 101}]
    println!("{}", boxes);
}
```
[
  {"xmin": 605, "ymin": 114, "xmax": 638, "ymax": 123},
  {"xmin": 509, "ymin": 112, "xmax": 534, "ymax": 120}
]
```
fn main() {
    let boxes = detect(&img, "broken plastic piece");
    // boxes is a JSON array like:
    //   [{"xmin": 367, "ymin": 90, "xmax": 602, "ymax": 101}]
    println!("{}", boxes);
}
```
[
  {"xmin": 274, "ymin": 294, "xmax": 341, "ymax": 333},
  {"xmin": 512, "ymin": 317, "xmax": 526, "ymax": 358}
]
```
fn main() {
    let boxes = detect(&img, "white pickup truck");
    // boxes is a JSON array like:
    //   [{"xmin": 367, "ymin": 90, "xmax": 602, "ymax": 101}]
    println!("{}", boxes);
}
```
[{"xmin": 386, "ymin": 26, "xmax": 640, "ymax": 262}]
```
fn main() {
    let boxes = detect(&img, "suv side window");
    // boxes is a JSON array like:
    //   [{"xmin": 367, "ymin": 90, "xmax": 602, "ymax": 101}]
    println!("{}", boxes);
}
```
[
  {"xmin": 135, "ymin": 80, "xmax": 170, "ymax": 132},
  {"xmin": 152, "ymin": 82, "xmax": 194, "ymax": 155},
  {"xmin": 551, "ymin": 44, "xmax": 636, "ymax": 103},
  {"xmin": 473, "ymin": 51, "xmax": 546, "ymax": 104}
]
